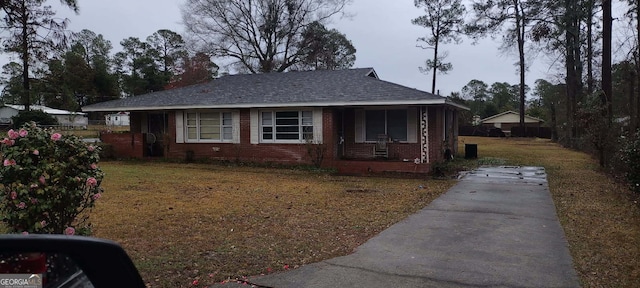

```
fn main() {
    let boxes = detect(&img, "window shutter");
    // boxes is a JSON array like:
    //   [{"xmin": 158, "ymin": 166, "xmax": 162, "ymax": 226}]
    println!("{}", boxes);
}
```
[
  {"xmin": 355, "ymin": 109, "xmax": 364, "ymax": 143},
  {"xmin": 232, "ymin": 111, "xmax": 240, "ymax": 143},
  {"xmin": 175, "ymin": 111, "xmax": 184, "ymax": 143},
  {"xmin": 250, "ymin": 109, "xmax": 259, "ymax": 144},
  {"xmin": 407, "ymin": 107, "xmax": 417, "ymax": 143},
  {"xmin": 313, "ymin": 108, "xmax": 323, "ymax": 143}
]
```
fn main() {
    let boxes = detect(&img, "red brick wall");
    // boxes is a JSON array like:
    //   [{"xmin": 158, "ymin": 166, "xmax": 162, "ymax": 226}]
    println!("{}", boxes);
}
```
[
  {"xmin": 102, "ymin": 107, "xmax": 457, "ymax": 174},
  {"xmin": 444, "ymin": 108, "xmax": 457, "ymax": 157},
  {"xmin": 162, "ymin": 109, "xmax": 325, "ymax": 165},
  {"xmin": 334, "ymin": 160, "xmax": 430, "ymax": 175},
  {"xmin": 167, "ymin": 142, "xmax": 311, "ymax": 164},
  {"xmin": 100, "ymin": 132, "xmax": 145, "ymax": 158},
  {"xmin": 428, "ymin": 106, "xmax": 444, "ymax": 163}
]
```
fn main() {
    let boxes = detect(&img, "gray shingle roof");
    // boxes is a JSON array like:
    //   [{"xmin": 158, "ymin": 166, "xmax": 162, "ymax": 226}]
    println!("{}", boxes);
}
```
[{"xmin": 82, "ymin": 68, "xmax": 463, "ymax": 112}]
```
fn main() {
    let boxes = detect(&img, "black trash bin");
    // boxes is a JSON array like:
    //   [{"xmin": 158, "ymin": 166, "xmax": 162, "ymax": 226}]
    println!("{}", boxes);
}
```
[{"xmin": 465, "ymin": 144, "xmax": 478, "ymax": 159}]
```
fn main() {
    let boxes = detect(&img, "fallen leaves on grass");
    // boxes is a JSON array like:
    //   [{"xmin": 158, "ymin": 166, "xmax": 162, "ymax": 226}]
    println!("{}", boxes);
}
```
[{"xmin": 92, "ymin": 163, "xmax": 454, "ymax": 287}]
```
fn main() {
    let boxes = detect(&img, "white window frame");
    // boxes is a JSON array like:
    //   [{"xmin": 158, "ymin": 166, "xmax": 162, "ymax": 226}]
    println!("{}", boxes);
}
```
[
  {"xmin": 184, "ymin": 110, "xmax": 234, "ymax": 143},
  {"xmin": 259, "ymin": 110, "xmax": 314, "ymax": 143}
]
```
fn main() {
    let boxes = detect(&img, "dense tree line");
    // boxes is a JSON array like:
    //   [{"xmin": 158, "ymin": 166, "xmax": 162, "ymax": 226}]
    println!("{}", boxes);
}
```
[
  {"xmin": 0, "ymin": 0, "xmax": 79, "ymax": 111},
  {"xmin": 0, "ymin": 26, "xmax": 219, "ymax": 111},
  {"xmin": 0, "ymin": 0, "xmax": 357, "ymax": 113},
  {"xmin": 416, "ymin": 0, "xmax": 638, "ymax": 169},
  {"xmin": 449, "ymin": 79, "xmax": 525, "ymax": 122}
]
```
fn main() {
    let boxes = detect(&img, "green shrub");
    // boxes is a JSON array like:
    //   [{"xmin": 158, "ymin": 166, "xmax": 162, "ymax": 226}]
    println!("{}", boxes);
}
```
[
  {"xmin": 185, "ymin": 150, "xmax": 195, "ymax": 163},
  {"xmin": 431, "ymin": 156, "xmax": 478, "ymax": 179},
  {"xmin": 305, "ymin": 140, "xmax": 327, "ymax": 168},
  {"xmin": 0, "ymin": 123, "xmax": 104, "ymax": 235},
  {"xmin": 11, "ymin": 110, "xmax": 58, "ymax": 128},
  {"xmin": 477, "ymin": 157, "xmax": 507, "ymax": 166},
  {"xmin": 96, "ymin": 143, "xmax": 115, "ymax": 160},
  {"xmin": 620, "ymin": 131, "xmax": 640, "ymax": 193}
]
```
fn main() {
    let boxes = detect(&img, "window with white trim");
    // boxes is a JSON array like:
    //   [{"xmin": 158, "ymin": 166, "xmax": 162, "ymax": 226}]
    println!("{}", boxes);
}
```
[
  {"xmin": 261, "ymin": 110, "xmax": 313, "ymax": 142},
  {"xmin": 185, "ymin": 111, "xmax": 233, "ymax": 142},
  {"xmin": 365, "ymin": 109, "xmax": 408, "ymax": 142}
]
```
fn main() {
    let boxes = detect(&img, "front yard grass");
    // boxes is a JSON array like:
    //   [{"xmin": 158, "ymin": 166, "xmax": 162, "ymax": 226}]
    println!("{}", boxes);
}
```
[
  {"xmin": 92, "ymin": 162, "xmax": 454, "ymax": 287},
  {"xmin": 3, "ymin": 134, "xmax": 638, "ymax": 287},
  {"xmin": 462, "ymin": 136, "xmax": 640, "ymax": 287}
]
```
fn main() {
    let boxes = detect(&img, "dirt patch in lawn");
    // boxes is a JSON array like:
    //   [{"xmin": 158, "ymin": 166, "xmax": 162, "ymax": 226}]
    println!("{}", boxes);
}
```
[
  {"xmin": 461, "ymin": 136, "xmax": 640, "ymax": 287},
  {"xmin": 92, "ymin": 162, "xmax": 454, "ymax": 287}
]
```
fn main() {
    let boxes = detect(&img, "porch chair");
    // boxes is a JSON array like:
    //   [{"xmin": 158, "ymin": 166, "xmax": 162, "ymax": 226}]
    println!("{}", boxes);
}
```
[
  {"xmin": 146, "ymin": 133, "xmax": 157, "ymax": 156},
  {"xmin": 374, "ymin": 134, "xmax": 388, "ymax": 158}
]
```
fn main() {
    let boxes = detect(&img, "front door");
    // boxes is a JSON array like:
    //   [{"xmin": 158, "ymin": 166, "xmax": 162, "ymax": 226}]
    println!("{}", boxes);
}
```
[{"xmin": 147, "ymin": 113, "xmax": 168, "ymax": 157}]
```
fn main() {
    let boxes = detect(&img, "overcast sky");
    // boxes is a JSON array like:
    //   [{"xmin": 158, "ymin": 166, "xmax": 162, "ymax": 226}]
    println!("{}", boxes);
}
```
[{"xmin": 19, "ymin": 0, "xmax": 564, "ymax": 97}]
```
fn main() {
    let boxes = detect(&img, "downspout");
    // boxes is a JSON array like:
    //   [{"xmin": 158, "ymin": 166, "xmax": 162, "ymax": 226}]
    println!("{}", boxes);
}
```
[{"xmin": 453, "ymin": 110, "xmax": 459, "ymax": 155}]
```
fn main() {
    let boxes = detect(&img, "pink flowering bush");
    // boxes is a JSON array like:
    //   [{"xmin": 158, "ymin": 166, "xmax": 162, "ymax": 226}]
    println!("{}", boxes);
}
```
[{"xmin": 0, "ymin": 123, "xmax": 104, "ymax": 235}]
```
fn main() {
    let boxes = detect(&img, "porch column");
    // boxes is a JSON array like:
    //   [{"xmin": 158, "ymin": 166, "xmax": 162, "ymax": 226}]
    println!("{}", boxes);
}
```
[
  {"xmin": 420, "ymin": 106, "xmax": 429, "ymax": 163},
  {"xmin": 453, "ymin": 110, "xmax": 459, "ymax": 155}
]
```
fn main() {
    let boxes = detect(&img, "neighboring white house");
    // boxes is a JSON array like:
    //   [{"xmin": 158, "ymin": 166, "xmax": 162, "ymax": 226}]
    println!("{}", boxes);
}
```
[
  {"xmin": 480, "ymin": 111, "xmax": 544, "ymax": 136},
  {"xmin": 105, "ymin": 112, "xmax": 130, "ymax": 126},
  {"xmin": 0, "ymin": 104, "xmax": 88, "ymax": 127}
]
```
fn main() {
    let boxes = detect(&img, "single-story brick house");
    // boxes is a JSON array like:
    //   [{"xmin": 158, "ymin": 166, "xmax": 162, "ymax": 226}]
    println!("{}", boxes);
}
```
[{"xmin": 82, "ymin": 68, "xmax": 467, "ymax": 174}]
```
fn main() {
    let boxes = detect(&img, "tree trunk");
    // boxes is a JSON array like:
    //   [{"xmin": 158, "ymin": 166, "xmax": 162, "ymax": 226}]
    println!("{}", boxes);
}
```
[
  {"xmin": 586, "ymin": 0, "xmax": 594, "ymax": 96},
  {"xmin": 573, "ymin": 23, "xmax": 583, "ymax": 127},
  {"xmin": 602, "ymin": 0, "xmax": 612, "ymax": 122},
  {"xmin": 514, "ymin": 0, "xmax": 526, "ymax": 134},
  {"xmin": 597, "ymin": 0, "xmax": 612, "ymax": 168},
  {"xmin": 551, "ymin": 104, "xmax": 558, "ymax": 141},
  {"xmin": 20, "ymin": 1, "xmax": 30, "ymax": 112},
  {"xmin": 636, "ymin": 2, "xmax": 640, "ymax": 133},
  {"xmin": 564, "ymin": 0, "xmax": 581, "ymax": 146},
  {"xmin": 565, "ymin": 33, "xmax": 577, "ymax": 143},
  {"xmin": 572, "ymin": 5, "xmax": 583, "ymax": 140},
  {"xmin": 431, "ymin": 36, "xmax": 439, "ymax": 95},
  {"xmin": 518, "ymin": 45, "xmax": 526, "ymax": 135},
  {"xmin": 598, "ymin": 143, "xmax": 605, "ymax": 167},
  {"xmin": 628, "ymin": 67, "xmax": 635, "ymax": 134}
]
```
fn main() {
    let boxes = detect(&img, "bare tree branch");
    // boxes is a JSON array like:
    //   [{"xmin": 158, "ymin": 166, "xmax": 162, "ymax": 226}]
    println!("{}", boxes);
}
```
[{"xmin": 182, "ymin": 0, "xmax": 351, "ymax": 73}]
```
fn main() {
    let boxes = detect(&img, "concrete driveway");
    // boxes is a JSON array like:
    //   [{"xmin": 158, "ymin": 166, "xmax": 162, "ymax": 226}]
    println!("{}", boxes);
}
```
[{"xmin": 218, "ymin": 166, "xmax": 581, "ymax": 288}]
